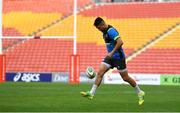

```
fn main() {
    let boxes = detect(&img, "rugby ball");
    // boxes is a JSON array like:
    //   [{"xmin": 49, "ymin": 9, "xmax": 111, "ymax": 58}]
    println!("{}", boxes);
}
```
[{"xmin": 86, "ymin": 67, "xmax": 96, "ymax": 79}]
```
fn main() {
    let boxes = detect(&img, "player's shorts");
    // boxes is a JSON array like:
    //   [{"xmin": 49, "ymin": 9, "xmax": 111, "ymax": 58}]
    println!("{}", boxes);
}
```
[{"xmin": 102, "ymin": 56, "xmax": 127, "ymax": 73}]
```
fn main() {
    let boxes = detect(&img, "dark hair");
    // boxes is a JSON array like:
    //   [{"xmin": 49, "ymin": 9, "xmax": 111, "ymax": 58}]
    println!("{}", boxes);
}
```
[{"xmin": 94, "ymin": 17, "xmax": 104, "ymax": 26}]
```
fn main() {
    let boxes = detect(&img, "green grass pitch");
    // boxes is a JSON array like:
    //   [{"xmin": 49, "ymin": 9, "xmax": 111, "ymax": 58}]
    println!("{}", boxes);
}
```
[{"xmin": 0, "ymin": 82, "xmax": 180, "ymax": 112}]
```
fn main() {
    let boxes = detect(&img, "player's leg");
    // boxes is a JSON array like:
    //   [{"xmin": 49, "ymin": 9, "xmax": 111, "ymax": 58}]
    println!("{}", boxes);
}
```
[
  {"xmin": 90, "ymin": 62, "xmax": 110, "ymax": 94},
  {"xmin": 80, "ymin": 57, "xmax": 111, "ymax": 99},
  {"xmin": 119, "ymin": 70, "xmax": 142, "ymax": 92},
  {"xmin": 115, "ymin": 58, "xmax": 145, "ymax": 105},
  {"xmin": 119, "ymin": 70, "xmax": 145, "ymax": 105},
  {"xmin": 119, "ymin": 70, "xmax": 137, "ymax": 87},
  {"xmin": 80, "ymin": 63, "xmax": 110, "ymax": 99}
]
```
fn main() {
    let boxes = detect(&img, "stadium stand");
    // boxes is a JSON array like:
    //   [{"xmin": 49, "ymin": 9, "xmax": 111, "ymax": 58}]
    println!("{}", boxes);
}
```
[
  {"xmin": 4, "ymin": 39, "xmax": 73, "ymax": 72},
  {"xmin": 77, "ymin": 2, "xmax": 180, "ymax": 73},
  {"xmin": 3, "ymin": 0, "xmax": 92, "ymax": 36},
  {"xmin": 128, "ymin": 27, "xmax": 180, "ymax": 74},
  {"xmin": 2, "ymin": 1, "xmax": 180, "ymax": 74},
  {"xmin": 2, "ymin": 38, "xmax": 24, "ymax": 50}
]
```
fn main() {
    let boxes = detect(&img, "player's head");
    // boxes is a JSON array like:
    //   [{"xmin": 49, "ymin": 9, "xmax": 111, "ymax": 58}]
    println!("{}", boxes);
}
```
[{"xmin": 94, "ymin": 17, "xmax": 108, "ymax": 32}]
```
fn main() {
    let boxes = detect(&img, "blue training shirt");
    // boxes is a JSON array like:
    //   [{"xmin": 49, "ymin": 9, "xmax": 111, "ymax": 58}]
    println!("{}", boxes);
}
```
[{"xmin": 103, "ymin": 25, "xmax": 125, "ymax": 59}]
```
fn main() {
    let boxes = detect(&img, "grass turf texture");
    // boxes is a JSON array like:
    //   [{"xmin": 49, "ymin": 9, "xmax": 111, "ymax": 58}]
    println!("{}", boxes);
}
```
[{"xmin": 0, "ymin": 82, "xmax": 180, "ymax": 112}]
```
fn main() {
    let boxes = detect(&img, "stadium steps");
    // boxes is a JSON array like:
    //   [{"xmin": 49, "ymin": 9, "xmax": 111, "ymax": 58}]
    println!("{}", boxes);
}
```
[{"xmin": 2, "ymin": 39, "xmax": 25, "ymax": 50}]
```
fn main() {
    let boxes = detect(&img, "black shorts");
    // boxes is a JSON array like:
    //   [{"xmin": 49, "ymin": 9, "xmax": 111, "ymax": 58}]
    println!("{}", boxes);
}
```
[{"xmin": 102, "ymin": 56, "xmax": 127, "ymax": 72}]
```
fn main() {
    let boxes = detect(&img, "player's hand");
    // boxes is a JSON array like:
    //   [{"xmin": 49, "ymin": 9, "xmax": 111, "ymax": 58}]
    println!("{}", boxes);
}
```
[{"xmin": 106, "ymin": 52, "xmax": 113, "ymax": 58}]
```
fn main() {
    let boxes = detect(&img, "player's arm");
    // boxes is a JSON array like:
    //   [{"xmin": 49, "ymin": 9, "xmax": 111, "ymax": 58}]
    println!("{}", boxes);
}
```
[
  {"xmin": 108, "ymin": 38, "xmax": 123, "ymax": 57},
  {"xmin": 107, "ymin": 37, "xmax": 123, "ymax": 58},
  {"xmin": 107, "ymin": 28, "xmax": 123, "ymax": 58}
]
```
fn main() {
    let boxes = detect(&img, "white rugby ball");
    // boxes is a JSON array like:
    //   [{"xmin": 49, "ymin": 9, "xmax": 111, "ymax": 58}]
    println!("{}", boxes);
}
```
[{"xmin": 86, "ymin": 67, "xmax": 96, "ymax": 79}]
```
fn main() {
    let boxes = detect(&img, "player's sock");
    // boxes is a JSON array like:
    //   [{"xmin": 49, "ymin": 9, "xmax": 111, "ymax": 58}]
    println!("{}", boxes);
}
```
[
  {"xmin": 135, "ymin": 84, "xmax": 141, "ymax": 94},
  {"xmin": 90, "ymin": 84, "xmax": 97, "ymax": 95}
]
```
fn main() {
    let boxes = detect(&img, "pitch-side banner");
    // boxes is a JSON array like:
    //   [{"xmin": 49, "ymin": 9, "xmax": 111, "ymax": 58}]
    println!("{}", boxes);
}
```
[
  {"xmin": 6, "ymin": 72, "xmax": 52, "ymax": 82},
  {"xmin": 52, "ymin": 72, "xmax": 69, "ymax": 82},
  {"xmin": 103, "ymin": 73, "xmax": 160, "ymax": 85},
  {"xmin": 160, "ymin": 74, "xmax": 180, "ymax": 85}
]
